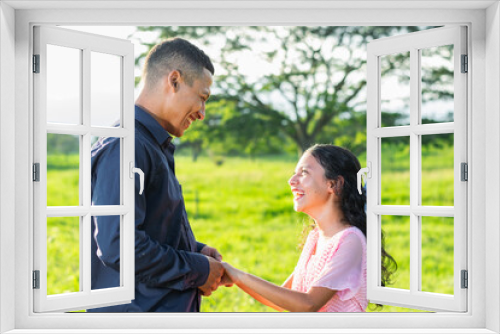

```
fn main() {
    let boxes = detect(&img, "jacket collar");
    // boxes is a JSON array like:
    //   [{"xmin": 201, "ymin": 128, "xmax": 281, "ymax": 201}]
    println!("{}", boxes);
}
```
[{"xmin": 135, "ymin": 105, "xmax": 172, "ymax": 147}]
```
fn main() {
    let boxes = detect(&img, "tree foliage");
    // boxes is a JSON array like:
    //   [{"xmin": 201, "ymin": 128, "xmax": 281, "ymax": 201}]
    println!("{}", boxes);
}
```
[{"xmin": 131, "ymin": 26, "xmax": 447, "ymax": 159}]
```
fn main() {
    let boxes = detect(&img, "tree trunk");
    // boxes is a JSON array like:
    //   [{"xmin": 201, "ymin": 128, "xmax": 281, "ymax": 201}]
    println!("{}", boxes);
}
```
[{"xmin": 192, "ymin": 142, "xmax": 202, "ymax": 162}]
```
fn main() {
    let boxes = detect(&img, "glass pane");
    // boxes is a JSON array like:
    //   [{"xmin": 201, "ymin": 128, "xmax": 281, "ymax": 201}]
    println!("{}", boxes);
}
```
[
  {"xmin": 421, "ymin": 134, "xmax": 454, "ymax": 206},
  {"xmin": 421, "ymin": 45, "xmax": 454, "ymax": 124},
  {"xmin": 47, "ymin": 133, "xmax": 80, "ymax": 206},
  {"xmin": 421, "ymin": 216, "xmax": 454, "ymax": 295},
  {"xmin": 47, "ymin": 216, "xmax": 80, "ymax": 295},
  {"xmin": 381, "ymin": 136, "xmax": 410, "ymax": 205},
  {"xmin": 91, "ymin": 136, "xmax": 121, "ymax": 206},
  {"xmin": 91, "ymin": 215, "xmax": 121, "ymax": 290},
  {"xmin": 381, "ymin": 215, "xmax": 410, "ymax": 290},
  {"xmin": 47, "ymin": 44, "xmax": 81, "ymax": 124},
  {"xmin": 91, "ymin": 52, "xmax": 122, "ymax": 127},
  {"xmin": 380, "ymin": 51, "xmax": 410, "ymax": 127}
]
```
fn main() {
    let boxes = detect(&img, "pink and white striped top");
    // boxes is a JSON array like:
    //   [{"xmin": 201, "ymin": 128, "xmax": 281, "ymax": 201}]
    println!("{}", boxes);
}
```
[{"xmin": 291, "ymin": 226, "xmax": 368, "ymax": 312}]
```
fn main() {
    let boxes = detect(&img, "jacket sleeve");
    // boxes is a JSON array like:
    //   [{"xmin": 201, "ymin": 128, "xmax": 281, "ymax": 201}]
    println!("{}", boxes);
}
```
[
  {"xmin": 93, "ymin": 139, "xmax": 210, "ymax": 291},
  {"xmin": 196, "ymin": 242, "xmax": 207, "ymax": 253}
]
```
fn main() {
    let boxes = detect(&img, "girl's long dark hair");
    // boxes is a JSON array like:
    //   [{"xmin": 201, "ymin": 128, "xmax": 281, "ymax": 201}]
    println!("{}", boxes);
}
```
[{"xmin": 305, "ymin": 144, "xmax": 397, "ymax": 307}]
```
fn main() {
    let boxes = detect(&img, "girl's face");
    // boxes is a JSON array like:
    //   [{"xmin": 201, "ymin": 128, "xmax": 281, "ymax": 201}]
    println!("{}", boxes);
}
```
[{"xmin": 288, "ymin": 152, "xmax": 333, "ymax": 216}]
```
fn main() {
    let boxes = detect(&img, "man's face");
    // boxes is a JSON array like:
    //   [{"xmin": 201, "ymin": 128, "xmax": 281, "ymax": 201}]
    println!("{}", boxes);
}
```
[{"xmin": 166, "ymin": 68, "xmax": 212, "ymax": 137}]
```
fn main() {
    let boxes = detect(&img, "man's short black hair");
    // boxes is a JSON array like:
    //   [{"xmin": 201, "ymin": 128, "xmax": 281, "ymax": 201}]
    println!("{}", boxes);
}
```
[{"xmin": 143, "ymin": 37, "xmax": 214, "ymax": 87}]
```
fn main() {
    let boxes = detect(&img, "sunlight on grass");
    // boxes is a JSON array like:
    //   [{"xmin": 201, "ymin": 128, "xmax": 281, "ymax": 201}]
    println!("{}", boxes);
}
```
[{"xmin": 47, "ymin": 143, "xmax": 454, "ymax": 312}]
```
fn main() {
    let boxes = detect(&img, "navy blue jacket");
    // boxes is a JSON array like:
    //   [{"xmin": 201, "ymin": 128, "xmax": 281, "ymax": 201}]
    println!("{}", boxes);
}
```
[{"xmin": 87, "ymin": 106, "xmax": 209, "ymax": 312}]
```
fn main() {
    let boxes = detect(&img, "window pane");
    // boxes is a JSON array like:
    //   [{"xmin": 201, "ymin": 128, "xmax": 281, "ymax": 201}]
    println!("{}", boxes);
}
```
[
  {"xmin": 381, "ymin": 136, "xmax": 410, "ymax": 205},
  {"xmin": 91, "ymin": 215, "xmax": 121, "ymax": 290},
  {"xmin": 47, "ymin": 133, "xmax": 80, "ymax": 206},
  {"xmin": 421, "ymin": 134, "xmax": 454, "ymax": 206},
  {"xmin": 47, "ymin": 216, "xmax": 80, "ymax": 295},
  {"xmin": 421, "ymin": 216, "xmax": 454, "ymax": 295},
  {"xmin": 381, "ymin": 215, "xmax": 410, "ymax": 290},
  {"xmin": 91, "ymin": 52, "xmax": 122, "ymax": 127},
  {"xmin": 380, "ymin": 51, "xmax": 410, "ymax": 127},
  {"xmin": 421, "ymin": 45, "xmax": 454, "ymax": 124},
  {"xmin": 47, "ymin": 44, "xmax": 81, "ymax": 125},
  {"xmin": 91, "ymin": 136, "xmax": 121, "ymax": 206}
]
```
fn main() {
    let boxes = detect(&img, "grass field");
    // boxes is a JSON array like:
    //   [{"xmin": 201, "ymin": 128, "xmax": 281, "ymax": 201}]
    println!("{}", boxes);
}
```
[{"xmin": 46, "ymin": 143, "xmax": 454, "ymax": 312}]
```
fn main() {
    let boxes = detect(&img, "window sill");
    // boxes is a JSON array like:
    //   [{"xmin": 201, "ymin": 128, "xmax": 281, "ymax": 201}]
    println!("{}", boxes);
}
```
[{"xmin": 3, "ymin": 329, "xmax": 498, "ymax": 334}]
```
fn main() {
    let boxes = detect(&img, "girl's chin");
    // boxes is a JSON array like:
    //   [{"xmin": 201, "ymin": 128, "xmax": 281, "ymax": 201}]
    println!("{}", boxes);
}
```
[{"xmin": 293, "ymin": 204, "xmax": 304, "ymax": 213}]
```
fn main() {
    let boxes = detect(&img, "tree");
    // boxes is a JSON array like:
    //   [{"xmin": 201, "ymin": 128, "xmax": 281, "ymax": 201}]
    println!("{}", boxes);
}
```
[{"xmin": 131, "ymin": 26, "xmax": 435, "ymax": 156}]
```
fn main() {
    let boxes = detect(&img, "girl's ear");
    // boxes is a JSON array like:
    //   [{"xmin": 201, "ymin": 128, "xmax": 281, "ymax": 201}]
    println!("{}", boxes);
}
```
[
  {"xmin": 327, "ymin": 180, "xmax": 336, "ymax": 194},
  {"xmin": 336, "ymin": 176, "xmax": 345, "ymax": 190},
  {"xmin": 331, "ymin": 176, "xmax": 345, "ymax": 196}
]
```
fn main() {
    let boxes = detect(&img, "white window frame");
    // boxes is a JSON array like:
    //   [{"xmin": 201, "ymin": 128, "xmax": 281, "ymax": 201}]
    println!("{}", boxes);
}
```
[
  {"xmin": 366, "ymin": 26, "xmax": 467, "ymax": 312},
  {"xmin": 32, "ymin": 25, "xmax": 136, "ymax": 312},
  {"xmin": 0, "ymin": 1, "xmax": 499, "ymax": 333}
]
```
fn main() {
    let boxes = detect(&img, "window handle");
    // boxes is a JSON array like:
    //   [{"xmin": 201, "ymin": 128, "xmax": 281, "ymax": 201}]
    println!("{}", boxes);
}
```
[
  {"xmin": 130, "ymin": 162, "xmax": 144, "ymax": 195},
  {"xmin": 357, "ymin": 162, "xmax": 371, "ymax": 195}
]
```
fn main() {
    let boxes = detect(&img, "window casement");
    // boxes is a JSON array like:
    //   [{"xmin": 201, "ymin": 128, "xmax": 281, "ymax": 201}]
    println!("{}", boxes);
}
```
[
  {"xmin": 2, "ymin": 3, "xmax": 495, "ymax": 334},
  {"xmin": 365, "ymin": 26, "xmax": 467, "ymax": 312},
  {"xmin": 32, "ymin": 26, "xmax": 136, "ymax": 312}
]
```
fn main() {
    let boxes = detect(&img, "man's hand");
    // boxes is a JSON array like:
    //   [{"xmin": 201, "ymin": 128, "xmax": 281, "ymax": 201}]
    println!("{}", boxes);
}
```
[
  {"xmin": 200, "ymin": 245, "xmax": 222, "ymax": 261},
  {"xmin": 220, "ymin": 272, "xmax": 234, "ymax": 287},
  {"xmin": 198, "ymin": 256, "xmax": 224, "ymax": 296}
]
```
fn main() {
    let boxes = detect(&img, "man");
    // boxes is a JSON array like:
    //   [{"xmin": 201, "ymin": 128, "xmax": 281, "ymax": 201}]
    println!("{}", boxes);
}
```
[{"xmin": 88, "ymin": 38, "xmax": 225, "ymax": 312}]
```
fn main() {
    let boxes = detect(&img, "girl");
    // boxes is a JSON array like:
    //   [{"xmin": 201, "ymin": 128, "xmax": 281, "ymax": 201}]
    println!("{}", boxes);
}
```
[{"xmin": 222, "ymin": 144, "xmax": 396, "ymax": 312}]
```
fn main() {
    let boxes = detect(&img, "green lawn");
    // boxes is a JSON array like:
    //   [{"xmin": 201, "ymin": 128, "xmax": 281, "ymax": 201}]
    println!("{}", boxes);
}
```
[{"xmin": 46, "ymin": 144, "xmax": 455, "ymax": 312}]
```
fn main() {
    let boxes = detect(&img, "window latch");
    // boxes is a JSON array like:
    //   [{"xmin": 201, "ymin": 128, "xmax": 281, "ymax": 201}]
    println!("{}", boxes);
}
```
[
  {"xmin": 129, "ymin": 162, "xmax": 144, "ymax": 195},
  {"xmin": 357, "ymin": 162, "xmax": 371, "ymax": 195}
]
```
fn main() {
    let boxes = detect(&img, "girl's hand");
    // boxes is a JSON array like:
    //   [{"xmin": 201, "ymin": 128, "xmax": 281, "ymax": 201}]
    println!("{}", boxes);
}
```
[{"xmin": 222, "ymin": 262, "xmax": 241, "ymax": 285}]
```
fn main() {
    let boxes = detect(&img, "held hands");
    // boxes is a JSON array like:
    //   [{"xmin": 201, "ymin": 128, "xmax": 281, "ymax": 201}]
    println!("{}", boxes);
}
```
[
  {"xmin": 198, "ymin": 245, "xmax": 233, "ymax": 296},
  {"xmin": 221, "ymin": 262, "xmax": 240, "ymax": 285},
  {"xmin": 200, "ymin": 245, "xmax": 222, "ymax": 261}
]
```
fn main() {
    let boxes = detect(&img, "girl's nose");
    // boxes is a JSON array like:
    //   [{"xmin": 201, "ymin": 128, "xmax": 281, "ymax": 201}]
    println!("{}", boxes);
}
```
[{"xmin": 288, "ymin": 174, "xmax": 297, "ymax": 186}]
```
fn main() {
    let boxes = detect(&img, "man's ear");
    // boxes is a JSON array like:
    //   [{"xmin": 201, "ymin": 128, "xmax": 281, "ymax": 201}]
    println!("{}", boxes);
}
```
[{"xmin": 167, "ymin": 70, "xmax": 182, "ymax": 92}]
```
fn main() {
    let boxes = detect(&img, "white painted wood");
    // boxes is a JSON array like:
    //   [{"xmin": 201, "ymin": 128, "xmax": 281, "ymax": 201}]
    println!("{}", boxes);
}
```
[
  {"xmin": 46, "ymin": 124, "xmax": 131, "ymax": 137},
  {"xmin": 372, "ymin": 123, "xmax": 454, "ymax": 138},
  {"xmin": 33, "ymin": 26, "xmax": 134, "ymax": 312},
  {"xmin": 485, "ymin": 3, "xmax": 500, "ymax": 333},
  {"xmin": 372, "ymin": 206, "xmax": 454, "ymax": 216},
  {"xmin": 0, "ymin": 2, "xmax": 17, "ymax": 333},
  {"xmin": 3, "ymin": 0, "xmax": 497, "ymax": 10},
  {"xmin": 6, "ymin": 4, "xmax": 491, "ymax": 333},
  {"xmin": 367, "ymin": 25, "xmax": 467, "ymax": 312},
  {"xmin": 409, "ymin": 47, "xmax": 420, "ymax": 296},
  {"xmin": 46, "ymin": 206, "xmax": 130, "ymax": 216}
]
